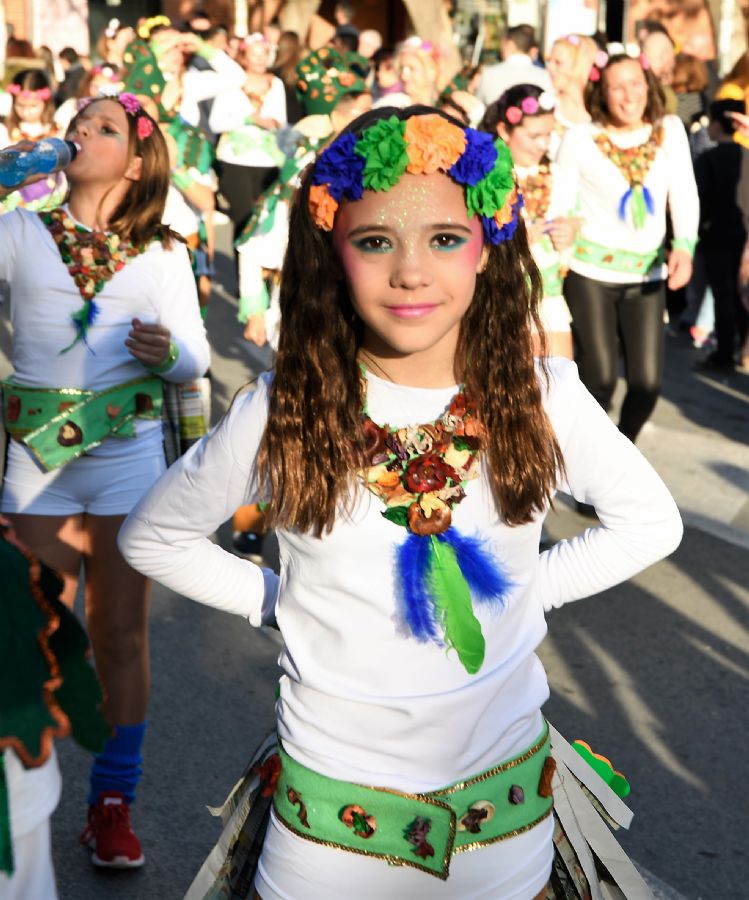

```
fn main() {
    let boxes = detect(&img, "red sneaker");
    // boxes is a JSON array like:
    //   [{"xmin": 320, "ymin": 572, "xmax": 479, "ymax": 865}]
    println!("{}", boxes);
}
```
[{"xmin": 79, "ymin": 791, "xmax": 145, "ymax": 868}]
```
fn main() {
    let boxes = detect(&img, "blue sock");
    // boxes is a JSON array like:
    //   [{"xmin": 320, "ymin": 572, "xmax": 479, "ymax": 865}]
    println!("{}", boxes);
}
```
[{"xmin": 88, "ymin": 721, "xmax": 146, "ymax": 805}]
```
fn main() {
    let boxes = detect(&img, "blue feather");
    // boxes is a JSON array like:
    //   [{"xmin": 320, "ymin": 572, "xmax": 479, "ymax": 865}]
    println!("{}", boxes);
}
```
[
  {"xmin": 439, "ymin": 528, "xmax": 512, "ymax": 610},
  {"xmin": 87, "ymin": 299, "xmax": 100, "ymax": 326},
  {"xmin": 618, "ymin": 188, "xmax": 631, "ymax": 222},
  {"xmin": 642, "ymin": 185, "xmax": 655, "ymax": 215},
  {"xmin": 397, "ymin": 533, "xmax": 439, "ymax": 641}
]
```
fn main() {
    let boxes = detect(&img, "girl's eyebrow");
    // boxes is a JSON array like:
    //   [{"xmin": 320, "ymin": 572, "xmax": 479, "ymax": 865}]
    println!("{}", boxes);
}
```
[
  {"xmin": 78, "ymin": 113, "xmax": 122, "ymax": 128},
  {"xmin": 347, "ymin": 222, "xmax": 473, "ymax": 238}
]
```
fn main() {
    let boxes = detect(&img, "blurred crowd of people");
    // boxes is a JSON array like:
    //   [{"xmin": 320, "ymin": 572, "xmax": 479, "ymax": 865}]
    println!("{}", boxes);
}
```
[{"xmin": 2, "ymin": 7, "xmax": 748, "ymax": 377}]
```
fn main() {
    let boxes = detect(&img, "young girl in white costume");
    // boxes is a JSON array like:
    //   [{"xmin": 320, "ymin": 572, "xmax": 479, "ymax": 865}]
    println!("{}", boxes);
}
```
[
  {"xmin": 120, "ymin": 106, "xmax": 681, "ymax": 899},
  {"xmin": 0, "ymin": 94, "xmax": 210, "ymax": 868},
  {"xmin": 555, "ymin": 47, "xmax": 698, "ymax": 443},
  {"xmin": 483, "ymin": 84, "xmax": 576, "ymax": 359}
]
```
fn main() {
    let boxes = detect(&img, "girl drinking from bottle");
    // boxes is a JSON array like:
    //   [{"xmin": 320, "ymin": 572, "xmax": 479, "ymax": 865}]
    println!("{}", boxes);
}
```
[
  {"xmin": 0, "ymin": 94, "xmax": 210, "ymax": 869},
  {"xmin": 119, "ymin": 106, "xmax": 681, "ymax": 899}
]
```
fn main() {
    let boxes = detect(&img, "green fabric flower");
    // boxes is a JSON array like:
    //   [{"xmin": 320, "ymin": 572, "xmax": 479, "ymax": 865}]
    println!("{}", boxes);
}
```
[
  {"xmin": 355, "ymin": 117, "xmax": 409, "ymax": 192},
  {"xmin": 465, "ymin": 139, "xmax": 514, "ymax": 217}
]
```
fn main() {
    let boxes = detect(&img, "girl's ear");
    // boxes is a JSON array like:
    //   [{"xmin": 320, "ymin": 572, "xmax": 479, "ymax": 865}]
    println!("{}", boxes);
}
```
[
  {"xmin": 496, "ymin": 121, "xmax": 511, "ymax": 143},
  {"xmin": 125, "ymin": 155, "xmax": 143, "ymax": 181},
  {"xmin": 477, "ymin": 245, "xmax": 489, "ymax": 274}
]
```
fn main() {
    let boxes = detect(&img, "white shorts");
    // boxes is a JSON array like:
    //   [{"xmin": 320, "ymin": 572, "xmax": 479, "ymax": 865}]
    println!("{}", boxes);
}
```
[
  {"xmin": 1, "ymin": 429, "xmax": 165, "ymax": 516},
  {"xmin": 255, "ymin": 808, "xmax": 553, "ymax": 900},
  {"xmin": 539, "ymin": 294, "xmax": 572, "ymax": 334}
]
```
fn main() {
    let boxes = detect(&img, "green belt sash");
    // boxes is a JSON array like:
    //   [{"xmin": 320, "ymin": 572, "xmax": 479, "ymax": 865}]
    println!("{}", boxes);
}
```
[
  {"xmin": 274, "ymin": 724, "xmax": 554, "ymax": 880},
  {"xmin": 574, "ymin": 236, "xmax": 665, "ymax": 276},
  {"xmin": 1, "ymin": 376, "xmax": 163, "ymax": 472},
  {"xmin": 541, "ymin": 262, "xmax": 564, "ymax": 298}
]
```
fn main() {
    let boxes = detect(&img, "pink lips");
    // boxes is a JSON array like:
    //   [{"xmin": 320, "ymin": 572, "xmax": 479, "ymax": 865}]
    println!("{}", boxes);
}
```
[{"xmin": 386, "ymin": 304, "xmax": 438, "ymax": 318}]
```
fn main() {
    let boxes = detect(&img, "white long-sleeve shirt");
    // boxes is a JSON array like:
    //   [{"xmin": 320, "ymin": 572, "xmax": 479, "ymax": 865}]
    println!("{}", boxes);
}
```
[
  {"xmin": 0, "ymin": 207, "xmax": 211, "ymax": 453},
  {"xmin": 554, "ymin": 115, "xmax": 699, "ymax": 283},
  {"xmin": 177, "ymin": 50, "xmax": 247, "ymax": 128},
  {"xmin": 120, "ymin": 359, "xmax": 682, "ymax": 789}
]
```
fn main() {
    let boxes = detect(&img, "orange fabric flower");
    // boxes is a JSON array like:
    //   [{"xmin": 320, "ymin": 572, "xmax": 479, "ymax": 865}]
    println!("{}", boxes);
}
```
[
  {"xmin": 308, "ymin": 183, "xmax": 338, "ymax": 231},
  {"xmin": 494, "ymin": 185, "xmax": 518, "ymax": 228},
  {"xmin": 404, "ymin": 114, "xmax": 466, "ymax": 176}
]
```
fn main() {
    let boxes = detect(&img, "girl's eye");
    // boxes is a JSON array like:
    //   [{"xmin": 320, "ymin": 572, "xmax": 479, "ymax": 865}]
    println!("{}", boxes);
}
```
[
  {"xmin": 353, "ymin": 236, "xmax": 392, "ymax": 253},
  {"xmin": 432, "ymin": 233, "xmax": 467, "ymax": 250}
]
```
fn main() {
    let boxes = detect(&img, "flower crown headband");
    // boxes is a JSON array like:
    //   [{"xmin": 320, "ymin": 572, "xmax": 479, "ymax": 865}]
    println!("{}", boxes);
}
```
[
  {"xmin": 309, "ymin": 113, "xmax": 523, "ymax": 245},
  {"xmin": 504, "ymin": 91, "xmax": 556, "ymax": 125},
  {"xmin": 7, "ymin": 85, "xmax": 51, "ymax": 101},
  {"xmin": 77, "ymin": 92, "xmax": 154, "ymax": 140},
  {"xmin": 589, "ymin": 43, "xmax": 650, "ymax": 82}
]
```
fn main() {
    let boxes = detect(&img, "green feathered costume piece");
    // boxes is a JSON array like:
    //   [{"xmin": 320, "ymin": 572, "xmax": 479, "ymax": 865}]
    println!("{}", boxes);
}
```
[{"xmin": 0, "ymin": 525, "xmax": 109, "ymax": 874}]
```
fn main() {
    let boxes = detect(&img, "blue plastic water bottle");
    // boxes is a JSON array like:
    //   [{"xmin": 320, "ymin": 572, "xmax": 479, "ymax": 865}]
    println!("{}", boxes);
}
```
[{"xmin": 0, "ymin": 138, "xmax": 79, "ymax": 188}]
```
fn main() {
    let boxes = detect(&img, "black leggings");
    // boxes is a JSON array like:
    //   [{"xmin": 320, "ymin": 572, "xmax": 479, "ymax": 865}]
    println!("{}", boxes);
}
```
[
  {"xmin": 564, "ymin": 271, "xmax": 665, "ymax": 442},
  {"xmin": 216, "ymin": 161, "xmax": 279, "ymax": 240}
]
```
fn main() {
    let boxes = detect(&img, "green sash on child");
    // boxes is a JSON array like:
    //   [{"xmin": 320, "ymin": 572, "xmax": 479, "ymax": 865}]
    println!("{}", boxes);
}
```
[{"xmin": 1, "ymin": 376, "xmax": 163, "ymax": 472}]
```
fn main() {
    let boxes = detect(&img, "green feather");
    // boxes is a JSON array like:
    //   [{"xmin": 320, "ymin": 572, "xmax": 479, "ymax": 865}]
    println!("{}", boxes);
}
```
[
  {"xmin": 631, "ymin": 185, "xmax": 647, "ymax": 230},
  {"xmin": 427, "ymin": 536, "xmax": 485, "ymax": 674}
]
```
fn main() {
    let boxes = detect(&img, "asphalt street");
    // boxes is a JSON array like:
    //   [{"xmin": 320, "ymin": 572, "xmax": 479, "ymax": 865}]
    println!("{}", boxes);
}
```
[{"xmin": 1, "ymin": 226, "xmax": 747, "ymax": 900}]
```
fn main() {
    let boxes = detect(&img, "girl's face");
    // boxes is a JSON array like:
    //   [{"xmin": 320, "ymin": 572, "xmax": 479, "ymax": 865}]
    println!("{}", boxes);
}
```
[
  {"xmin": 333, "ymin": 172, "xmax": 488, "ymax": 372},
  {"xmin": 66, "ymin": 99, "xmax": 141, "ymax": 187},
  {"xmin": 603, "ymin": 60, "xmax": 648, "ymax": 129},
  {"xmin": 245, "ymin": 43, "xmax": 270, "ymax": 74},
  {"xmin": 546, "ymin": 43, "xmax": 574, "ymax": 92},
  {"xmin": 14, "ymin": 94, "xmax": 46, "ymax": 124},
  {"xmin": 498, "ymin": 113, "xmax": 554, "ymax": 167}
]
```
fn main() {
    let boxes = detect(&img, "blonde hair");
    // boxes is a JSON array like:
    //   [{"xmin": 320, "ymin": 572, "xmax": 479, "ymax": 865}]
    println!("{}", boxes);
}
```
[{"xmin": 551, "ymin": 35, "xmax": 598, "ymax": 87}]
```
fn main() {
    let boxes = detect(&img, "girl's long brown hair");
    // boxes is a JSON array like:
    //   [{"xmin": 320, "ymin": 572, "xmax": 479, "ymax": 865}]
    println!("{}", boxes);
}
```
[
  {"xmin": 67, "ymin": 97, "xmax": 181, "ymax": 248},
  {"xmin": 257, "ymin": 106, "xmax": 564, "ymax": 536}
]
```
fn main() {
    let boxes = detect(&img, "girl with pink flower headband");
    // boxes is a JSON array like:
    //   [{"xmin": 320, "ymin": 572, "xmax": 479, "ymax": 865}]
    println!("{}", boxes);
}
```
[
  {"xmin": 0, "ymin": 93, "xmax": 210, "ymax": 871},
  {"xmin": 0, "ymin": 69, "xmax": 65, "ymax": 214},
  {"xmin": 120, "ymin": 105, "xmax": 681, "ymax": 900},
  {"xmin": 482, "ymin": 83, "xmax": 576, "ymax": 360}
]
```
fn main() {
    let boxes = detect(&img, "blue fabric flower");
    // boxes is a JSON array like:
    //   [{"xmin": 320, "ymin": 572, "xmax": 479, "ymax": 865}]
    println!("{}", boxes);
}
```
[
  {"xmin": 449, "ymin": 129, "xmax": 497, "ymax": 186},
  {"xmin": 312, "ymin": 132, "xmax": 365, "ymax": 201},
  {"xmin": 481, "ymin": 197, "xmax": 523, "ymax": 245}
]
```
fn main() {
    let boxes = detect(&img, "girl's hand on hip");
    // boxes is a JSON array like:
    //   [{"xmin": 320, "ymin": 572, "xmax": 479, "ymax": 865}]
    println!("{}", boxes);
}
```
[
  {"xmin": 667, "ymin": 249, "xmax": 692, "ymax": 291},
  {"xmin": 126, "ymin": 318, "xmax": 172, "ymax": 367},
  {"xmin": 547, "ymin": 217, "xmax": 578, "ymax": 251}
]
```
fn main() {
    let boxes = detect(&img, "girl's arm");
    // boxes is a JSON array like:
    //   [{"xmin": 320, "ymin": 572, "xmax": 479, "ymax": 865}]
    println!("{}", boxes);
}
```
[
  {"xmin": 548, "ymin": 128, "xmax": 583, "ymax": 221},
  {"xmin": 181, "ymin": 39, "xmax": 247, "ymax": 105},
  {"xmin": 144, "ymin": 241, "xmax": 211, "ymax": 381},
  {"xmin": 663, "ymin": 115, "xmax": 699, "ymax": 288},
  {"xmin": 118, "ymin": 378, "xmax": 278, "ymax": 625},
  {"xmin": 536, "ymin": 360, "xmax": 683, "ymax": 612}
]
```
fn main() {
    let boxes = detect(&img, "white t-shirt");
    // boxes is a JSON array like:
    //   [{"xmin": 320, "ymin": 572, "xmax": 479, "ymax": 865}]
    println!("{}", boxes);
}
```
[
  {"xmin": 120, "ymin": 359, "xmax": 681, "ymax": 781},
  {"xmin": 554, "ymin": 115, "xmax": 699, "ymax": 283}
]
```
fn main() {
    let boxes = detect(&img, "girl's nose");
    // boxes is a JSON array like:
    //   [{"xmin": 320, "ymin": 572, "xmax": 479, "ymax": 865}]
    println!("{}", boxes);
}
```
[{"xmin": 390, "ymin": 249, "xmax": 433, "ymax": 291}]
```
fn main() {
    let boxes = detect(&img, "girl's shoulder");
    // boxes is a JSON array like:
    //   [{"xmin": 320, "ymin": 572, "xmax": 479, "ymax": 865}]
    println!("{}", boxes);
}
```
[
  {"xmin": 658, "ymin": 114, "xmax": 688, "ymax": 143},
  {"xmin": 537, "ymin": 357, "xmax": 584, "ymax": 415},
  {"xmin": 214, "ymin": 372, "xmax": 274, "ymax": 459}
]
